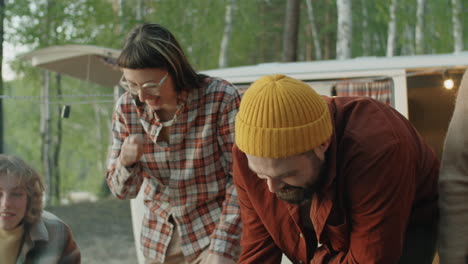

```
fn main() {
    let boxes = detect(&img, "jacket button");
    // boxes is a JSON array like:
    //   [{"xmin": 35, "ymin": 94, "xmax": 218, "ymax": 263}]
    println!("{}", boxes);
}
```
[{"xmin": 299, "ymin": 233, "xmax": 304, "ymax": 238}]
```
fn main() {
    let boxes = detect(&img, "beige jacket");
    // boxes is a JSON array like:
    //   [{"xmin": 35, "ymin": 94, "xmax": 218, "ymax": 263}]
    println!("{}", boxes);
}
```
[{"xmin": 439, "ymin": 70, "xmax": 468, "ymax": 264}]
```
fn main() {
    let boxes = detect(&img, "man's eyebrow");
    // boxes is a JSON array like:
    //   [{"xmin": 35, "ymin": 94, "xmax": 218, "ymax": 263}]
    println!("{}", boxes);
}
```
[
  {"xmin": 276, "ymin": 170, "xmax": 299, "ymax": 179},
  {"xmin": 247, "ymin": 164, "xmax": 299, "ymax": 179}
]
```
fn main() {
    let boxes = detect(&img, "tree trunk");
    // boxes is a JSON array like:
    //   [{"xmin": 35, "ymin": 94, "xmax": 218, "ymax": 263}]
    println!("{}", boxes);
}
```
[
  {"xmin": 324, "ymin": 0, "xmax": 334, "ymax": 60},
  {"xmin": 40, "ymin": 70, "xmax": 52, "ymax": 205},
  {"xmin": 336, "ymin": 0, "xmax": 352, "ymax": 59},
  {"xmin": 258, "ymin": 1, "xmax": 266, "ymax": 62},
  {"xmin": 0, "ymin": 0, "xmax": 4, "ymax": 153},
  {"xmin": 403, "ymin": 25, "xmax": 415, "ymax": 55},
  {"xmin": 386, "ymin": 0, "xmax": 398, "ymax": 57},
  {"xmin": 119, "ymin": 0, "xmax": 125, "ymax": 35},
  {"xmin": 218, "ymin": 0, "xmax": 236, "ymax": 68},
  {"xmin": 415, "ymin": 0, "xmax": 425, "ymax": 54},
  {"xmin": 282, "ymin": 0, "xmax": 300, "ymax": 62},
  {"xmin": 305, "ymin": 0, "xmax": 321, "ymax": 60},
  {"xmin": 41, "ymin": 0, "xmax": 53, "ymax": 205},
  {"xmin": 451, "ymin": 0, "xmax": 463, "ymax": 52},
  {"xmin": 52, "ymin": 73, "xmax": 62, "ymax": 204},
  {"xmin": 136, "ymin": 0, "xmax": 143, "ymax": 21},
  {"xmin": 361, "ymin": 0, "xmax": 369, "ymax": 56},
  {"xmin": 427, "ymin": 4, "xmax": 436, "ymax": 54},
  {"xmin": 92, "ymin": 102, "xmax": 103, "ymax": 173}
]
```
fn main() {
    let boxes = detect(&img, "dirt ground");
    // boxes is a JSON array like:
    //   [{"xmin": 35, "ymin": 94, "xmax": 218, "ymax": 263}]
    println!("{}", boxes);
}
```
[{"xmin": 47, "ymin": 198, "xmax": 138, "ymax": 263}]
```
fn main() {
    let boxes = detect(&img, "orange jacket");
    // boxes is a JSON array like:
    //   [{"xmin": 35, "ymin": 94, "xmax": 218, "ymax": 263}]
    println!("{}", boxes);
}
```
[{"xmin": 233, "ymin": 96, "xmax": 439, "ymax": 264}]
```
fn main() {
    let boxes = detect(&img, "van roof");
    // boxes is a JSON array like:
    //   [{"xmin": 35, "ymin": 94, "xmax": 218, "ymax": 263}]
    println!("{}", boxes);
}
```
[{"xmin": 202, "ymin": 52, "xmax": 468, "ymax": 83}]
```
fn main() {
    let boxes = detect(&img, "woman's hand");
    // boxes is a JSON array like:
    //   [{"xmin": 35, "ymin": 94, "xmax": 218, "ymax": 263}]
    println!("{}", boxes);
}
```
[{"xmin": 119, "ymin": 135, "xmax": 144, "ymax": 166}]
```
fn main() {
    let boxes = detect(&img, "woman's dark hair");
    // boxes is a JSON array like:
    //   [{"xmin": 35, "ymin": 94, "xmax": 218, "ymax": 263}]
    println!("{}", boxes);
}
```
[{"xmin": 117, "ymin": 23, "xmax": 207, "ymax": 93}]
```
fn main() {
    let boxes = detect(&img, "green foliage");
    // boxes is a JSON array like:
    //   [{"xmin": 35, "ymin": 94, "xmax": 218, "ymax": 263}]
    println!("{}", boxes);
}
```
[
  {"xmin": 51, "ymin": 77, "xmax": 113, "ymax": 195},
  {"xmin": 4, "ymin": 77, "xmax": 42, "ymax": 169},
  {"xmin": 4, "ymin": 74, "xmax": 113, "ymax": 196},
  {"xmin": 3, "ymin": 0, "xmax": 465, "ymax": 201},
  {"xmin": 426, "ymin": 0, "xmax": 458, "ymax": 54},
  {"xmin": 149, "ymin": 0, "xmax": 227, "ymax": 70}
]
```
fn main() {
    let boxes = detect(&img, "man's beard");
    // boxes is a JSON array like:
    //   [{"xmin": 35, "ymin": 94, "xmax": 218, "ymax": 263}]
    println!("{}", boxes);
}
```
[
  {"xmin": 275, "ymin": 185, "xmax": 315, "ymax": 204},
  {"xmin": 275, "ymin": 152, "xmax": 325, "ymax": 205}
]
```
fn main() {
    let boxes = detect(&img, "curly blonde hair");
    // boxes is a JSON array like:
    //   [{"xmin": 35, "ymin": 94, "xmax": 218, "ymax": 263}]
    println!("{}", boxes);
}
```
[{"xmin": 0, "ymin": 154, "xmax": 44, "ymax": 226}]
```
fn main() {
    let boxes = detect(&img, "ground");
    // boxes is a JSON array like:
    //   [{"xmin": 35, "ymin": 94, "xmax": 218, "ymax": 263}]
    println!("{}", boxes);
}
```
[{"xmin": 47, "ymin": 198, "xmax": 138, "ymax": 263}]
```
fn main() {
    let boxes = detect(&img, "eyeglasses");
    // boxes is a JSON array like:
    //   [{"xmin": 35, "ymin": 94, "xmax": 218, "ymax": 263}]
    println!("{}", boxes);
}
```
[{"xmin": 119, "ymin": 73, "xmax": 169, "ymax": 96}]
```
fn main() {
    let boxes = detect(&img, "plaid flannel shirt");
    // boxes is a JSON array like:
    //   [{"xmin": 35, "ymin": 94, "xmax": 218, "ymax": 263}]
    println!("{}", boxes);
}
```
[{"xmin": 105, "ymin": 77, "xmax": 242, "ymax": 263}]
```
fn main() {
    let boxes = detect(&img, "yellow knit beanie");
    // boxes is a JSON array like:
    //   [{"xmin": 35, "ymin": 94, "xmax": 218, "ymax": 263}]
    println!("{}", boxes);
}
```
[{"xmin": 235, "ymin": 74, "xmax": 332, "ymax": 158}]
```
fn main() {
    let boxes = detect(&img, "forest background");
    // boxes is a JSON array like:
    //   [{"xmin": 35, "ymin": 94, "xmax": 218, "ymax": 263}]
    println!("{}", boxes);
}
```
[{"xmin": 1, "ymin": 0, "xmax": 466, "ymax": 205}]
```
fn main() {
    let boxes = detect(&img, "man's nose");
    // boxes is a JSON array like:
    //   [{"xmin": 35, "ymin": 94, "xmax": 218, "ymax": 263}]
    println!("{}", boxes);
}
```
[{"xmin": 266, "ymin": 178, "xmax": 283, "ymax": 193}]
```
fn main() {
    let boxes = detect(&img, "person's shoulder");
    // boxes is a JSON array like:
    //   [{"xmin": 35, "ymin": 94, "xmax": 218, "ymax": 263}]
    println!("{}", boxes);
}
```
[
  {"xmin": 203, "ymin": 76, "xmax": 240, "ymax": 97},
  {"xmin": 115, "ymin": 92, "xmax": 135, "ymax": 107},
  {"xmin": 329, "ymin": 96, "xmax": 399, "ymax": 126},
  {"xmin": 41, "ymin": 211, "xmax": 70, "ymax": 231},
  {"xmin": 328, "ymin": 95, "xmax": 387, "ymax": 110},
  {"xmin": 330, "ymin": 96, "xmax": 413, "ymax": 155}
]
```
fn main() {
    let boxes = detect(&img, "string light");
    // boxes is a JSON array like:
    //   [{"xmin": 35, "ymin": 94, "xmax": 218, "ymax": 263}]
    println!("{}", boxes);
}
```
[
  {"xmin": 444, "ymin": 79, "xmax": 454, "ymax": 90},
  {"xmin": 442, "ymin": 70, "xmax": 455, "ymax": 90}
]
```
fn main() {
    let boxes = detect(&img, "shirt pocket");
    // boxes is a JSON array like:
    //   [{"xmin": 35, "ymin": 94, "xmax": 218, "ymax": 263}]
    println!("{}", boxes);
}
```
[{"xmin": 326, "ymin": 221, "xmax": 349, "ymax": 252}]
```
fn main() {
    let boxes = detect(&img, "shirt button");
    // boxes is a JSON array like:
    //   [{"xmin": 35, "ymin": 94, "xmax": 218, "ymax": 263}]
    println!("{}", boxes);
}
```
[
  {"xmin": 299, "ymin": 233, "xmax": 304, "ymax": 238},
  {"xmin": 299, "ymin": 261, "xmax": 304, "ymax": 264}
]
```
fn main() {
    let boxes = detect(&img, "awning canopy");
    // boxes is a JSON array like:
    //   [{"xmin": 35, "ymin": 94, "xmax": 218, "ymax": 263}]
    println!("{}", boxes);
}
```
[{"xmin": 18, "ymin": 44, "xmax": 122, "ymax": 87}]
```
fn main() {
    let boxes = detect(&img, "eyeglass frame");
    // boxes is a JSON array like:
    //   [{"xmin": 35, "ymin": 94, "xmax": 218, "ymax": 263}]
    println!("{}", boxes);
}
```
[{"xmin": 119, "ymin": 72, "xmax": 169, "ymax": 96}]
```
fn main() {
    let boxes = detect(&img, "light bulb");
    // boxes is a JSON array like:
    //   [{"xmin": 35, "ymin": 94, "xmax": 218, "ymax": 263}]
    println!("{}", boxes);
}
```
[{"xmin": 444, "ymin": 79, "xmax": 454, "ymax": 90}]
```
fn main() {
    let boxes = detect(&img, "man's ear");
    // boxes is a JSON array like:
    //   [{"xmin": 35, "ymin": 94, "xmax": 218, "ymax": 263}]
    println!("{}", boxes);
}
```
[
  {"xmin": 314, "ymin": 139, "xmax": 331, "ymax": 161},
  {"xmin": 318, "ymin": 139, "xmax": 331, "ymax": 152}
]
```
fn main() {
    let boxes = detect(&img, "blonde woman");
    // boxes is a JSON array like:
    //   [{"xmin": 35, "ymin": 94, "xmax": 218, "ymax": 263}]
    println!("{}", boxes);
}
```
[
  {"xmin": 105, "ymin": 23, "xmax": 241, "ymax": 264},
  {"xmin": 0, "ymin": 154, "xmax": 80, "ymax": 263}
]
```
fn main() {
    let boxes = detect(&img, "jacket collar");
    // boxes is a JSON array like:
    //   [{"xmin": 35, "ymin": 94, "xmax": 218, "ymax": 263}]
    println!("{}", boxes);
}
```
[
  {"xmin": 16, "ymin": 215, "xmax": 48, "ymax": 263},
  {"xmin": 27, "ymin": 216, "xmax": 49, "ymax": 243}
]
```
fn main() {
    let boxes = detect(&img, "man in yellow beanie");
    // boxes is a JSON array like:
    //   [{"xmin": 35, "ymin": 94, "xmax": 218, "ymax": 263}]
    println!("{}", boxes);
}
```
[{"xmin": 232, "ymin": 74, "xmax": 439, "ymax": 264}]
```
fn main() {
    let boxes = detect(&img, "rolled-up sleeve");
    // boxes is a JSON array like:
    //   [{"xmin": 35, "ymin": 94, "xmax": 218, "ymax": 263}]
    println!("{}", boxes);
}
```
[
  {"xmin": 233, "ymin": 146, "xmax": 283, "ymax": 264},
  {"xmin": 105, "ymin": 97, "xmax": 143, "ymax": 199},
  {"xmin": 209, "ymin": 89, "xmax": 243, "ymax": 261}
]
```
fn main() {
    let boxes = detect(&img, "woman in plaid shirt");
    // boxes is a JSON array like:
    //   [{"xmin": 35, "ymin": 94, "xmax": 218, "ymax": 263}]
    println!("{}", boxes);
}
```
[{"xmin": 105, "ymin": 23, "xmax": 242, "ymax": 264}]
